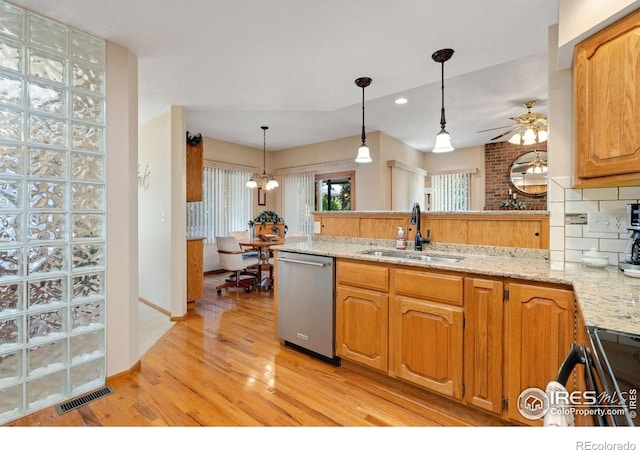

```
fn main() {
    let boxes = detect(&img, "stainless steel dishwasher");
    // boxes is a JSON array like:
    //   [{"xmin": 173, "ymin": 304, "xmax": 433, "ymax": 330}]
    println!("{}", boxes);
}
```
[{"xmin": 276, "ymin": 251, "xmax": 340, "ymax": 365}]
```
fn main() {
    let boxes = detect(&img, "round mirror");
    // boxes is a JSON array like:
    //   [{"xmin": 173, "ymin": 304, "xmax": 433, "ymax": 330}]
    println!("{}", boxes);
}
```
[{"xmin": 510, "ymin": 151, "xmax": 548, "ymax": 196}]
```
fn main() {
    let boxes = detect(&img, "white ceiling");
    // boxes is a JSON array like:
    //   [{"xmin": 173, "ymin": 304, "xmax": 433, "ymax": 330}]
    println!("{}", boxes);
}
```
[{"xmin": 10, "ymin": 0, "xmax": 559, "ymax": 152}]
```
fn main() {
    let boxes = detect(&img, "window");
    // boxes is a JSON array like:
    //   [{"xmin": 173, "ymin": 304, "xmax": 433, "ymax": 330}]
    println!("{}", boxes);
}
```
[
  {"xmin": 315, "ymin": 171, "xmax": 354, "ymax": 211},
  {"xmin": 187, "ymin": 163, "xmax": 253, "ymax": 245},
  {"xmin": 430, "ymin": 172, "xmax": 470, "ymax": 211}
]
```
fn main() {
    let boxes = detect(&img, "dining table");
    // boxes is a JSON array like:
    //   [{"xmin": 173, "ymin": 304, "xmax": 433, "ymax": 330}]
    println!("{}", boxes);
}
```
[{"xmin": 238, "ymin": 237, "xmax": 285, "ymax": 291}]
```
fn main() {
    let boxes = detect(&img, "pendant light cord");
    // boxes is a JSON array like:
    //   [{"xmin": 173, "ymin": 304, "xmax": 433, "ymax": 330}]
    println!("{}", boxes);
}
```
[
  {"xmin": 361, "ymin": 86, "xmax": 366, "ymax": 144},
  {"xmin": 439, "ymin": 61, "xmax": 446, "ymax": 131}
]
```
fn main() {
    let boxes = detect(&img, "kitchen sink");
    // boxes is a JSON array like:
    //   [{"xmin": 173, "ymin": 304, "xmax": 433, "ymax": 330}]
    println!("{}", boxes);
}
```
[{"xmin": 359, "ymin": 249, "xmax": 463, "ymax": 263}]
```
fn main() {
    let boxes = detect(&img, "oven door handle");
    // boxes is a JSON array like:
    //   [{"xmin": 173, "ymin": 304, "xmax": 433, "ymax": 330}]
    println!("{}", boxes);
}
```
[{"xmin": 556, "ymin": 344, "xmax": 586, "ymax": 385}]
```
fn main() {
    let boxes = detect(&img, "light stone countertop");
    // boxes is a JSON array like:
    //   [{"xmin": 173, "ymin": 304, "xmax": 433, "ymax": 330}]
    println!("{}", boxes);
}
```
[{"xmin": 273, "ymin": 236, "xmax": 640, "ymax": 337}]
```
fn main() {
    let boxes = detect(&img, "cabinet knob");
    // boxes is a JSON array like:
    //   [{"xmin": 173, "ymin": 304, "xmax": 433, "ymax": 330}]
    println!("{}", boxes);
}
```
[{"xmin": 534, "ymin": 232, "xmax": 540, "ymax": 236}]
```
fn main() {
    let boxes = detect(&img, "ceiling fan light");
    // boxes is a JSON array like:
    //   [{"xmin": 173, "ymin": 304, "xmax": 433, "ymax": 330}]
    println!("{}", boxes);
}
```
[
  {"xmin": 537, "ymin": 129, "xmax": 548, "ymax": 143},
  {"xmin": 522, "ymin": 127, "xmax": 537, "ymax": 145},
  {"xmin": 433, "ymin": 129, "xmax": 454, "ymax": 153},
  {"xmin": 355, "ymin": 144, "xmax": 372, "ymax": 163},
  {"xmin": 508, "ymin": 133, "xmax": 522, "ymax": 145}
]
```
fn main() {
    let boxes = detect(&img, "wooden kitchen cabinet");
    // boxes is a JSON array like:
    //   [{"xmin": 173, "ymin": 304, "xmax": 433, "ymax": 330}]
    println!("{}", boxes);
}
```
[
  {"xmin": 464, "ymin": 277, "xmax": 504, "ymax": 415},
  {"xmin": 314, "ymin": 212, "xmax": 549, "ymax": 250},
  {"xmin": 186, "ymin": 238, "xmax": 204, "ymax": 305},
  {"xmin": 467, "ymin": 219, "xmax": 546, "ymax": 249},
  {"xmin": 336, "ymin": 260, "xmax": 389, "ymax": 371},
  {"xmin": 320, "ymin": 216, "xmax": 359, "ymax": 237},
  {"xmin": 358, "ymin": 216, "xmax": 411, "ymax": 240},
  {"xmin": 505, "ymin": 281, "xmax": 575, "ymax": 426},
  {"xmin": 186, "ymin": 140, "xmax": 203, "ymax": 201},
  {"xmin": 573, "ymin": 8, "xmax": 640, "ymax": 188},
  {"xmin": 390, "ymin": 268, "xmax": 464, "ymax": 400}
]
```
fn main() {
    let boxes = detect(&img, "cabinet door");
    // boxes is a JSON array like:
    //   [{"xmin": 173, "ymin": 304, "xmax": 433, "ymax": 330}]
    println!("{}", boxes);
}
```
[
  {"xmin": 320, "ymin": 217, "xmax": 360, "ymax": 237},
  {"xmin": 390, "ymin": 295, "xmax": 463, "ymax": 399},
  {"xmin": 336, "ymin": 285, "xmax": 388, "ymax": 372},
  {"xmin": 573, "ymin": 8, "xmax": 640, "ymax": 187},
  {"xmin": 186, "ymin": 142, "xmax": 203, "ymax": 201},
  {"xmin": 506, "ymin": 282, "xmax": 574, "ymax": 426},
  {"xmin": 464, "ymin": 278, "xmax": 504, "ymax": 414},
  {"xmin": 467, "ymin": 220, "xmax": 544, "ymax": 249},
  {"xmin": 186, "ymin": 239, "xmax": 204, "ymax": 303}
]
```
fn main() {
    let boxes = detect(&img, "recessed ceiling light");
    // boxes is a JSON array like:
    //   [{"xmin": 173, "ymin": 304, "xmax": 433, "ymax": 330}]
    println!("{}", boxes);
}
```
[{"xmin": 395, "ymin": 97, "xmax": 408, "ymax": 105}]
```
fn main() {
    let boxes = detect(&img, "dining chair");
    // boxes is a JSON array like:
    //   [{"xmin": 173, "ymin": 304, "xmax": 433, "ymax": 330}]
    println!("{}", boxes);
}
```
[
  {"xmin": 229, "ymin": 230, "xmax": 259, "ymax": 259},
  {"xmin": 215, "ymin": 236, "xmax": 259, "ymax": 294}
]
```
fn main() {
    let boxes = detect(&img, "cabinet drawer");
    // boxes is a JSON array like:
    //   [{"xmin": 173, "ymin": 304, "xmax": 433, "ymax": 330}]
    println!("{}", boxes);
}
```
[
  {"xmin": 337, "ymin": 260, "xmax": 389, "ymax": 292},
  {"xmin": 393, "ymin": 268, "xmax": 463, "ymax": 306}
]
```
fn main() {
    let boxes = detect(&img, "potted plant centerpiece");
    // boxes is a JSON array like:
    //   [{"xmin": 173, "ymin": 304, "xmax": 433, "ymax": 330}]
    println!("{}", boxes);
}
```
[{"xmin": 248, "ymin": 211, "xmax": 286, "ymax": 240}]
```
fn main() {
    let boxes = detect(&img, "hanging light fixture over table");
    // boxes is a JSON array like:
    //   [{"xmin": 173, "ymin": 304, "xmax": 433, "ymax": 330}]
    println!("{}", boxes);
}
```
[
  {"xmin": 354, "ymin": 77, "xmax": 373, "ymax": 163},
  {"xmin": 246, "ymin": 126, "xmax": 279, "ymax": 190},
  {"xmin": 431, "ymin": 48, "xmax": 455, "ymax": 153}
]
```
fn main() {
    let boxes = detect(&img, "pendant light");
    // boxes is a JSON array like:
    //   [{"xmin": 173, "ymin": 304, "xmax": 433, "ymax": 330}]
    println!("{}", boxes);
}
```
[
  {"xmin": 431, "ymin": 48, "xmax": 455, "ymax": 153},
  {"xmin": 354, "ymin": 77, "xmax": 373, "ymax": 163},
  {"xmin": 246, "ymin": 126, "xmax": 279, "ymax": 190}
]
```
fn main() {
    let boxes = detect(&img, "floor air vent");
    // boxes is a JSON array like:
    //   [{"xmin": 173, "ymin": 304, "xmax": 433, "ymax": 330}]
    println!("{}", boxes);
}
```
[{"xmin": 55, "ymin": 385, "xmax": 115, "ymax": 415}]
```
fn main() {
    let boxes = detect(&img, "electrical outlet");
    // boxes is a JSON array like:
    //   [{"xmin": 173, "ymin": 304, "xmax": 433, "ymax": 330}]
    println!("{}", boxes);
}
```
[{"xmin": 587, "ymin": 210, "xmax": 627, "ymax": 233}]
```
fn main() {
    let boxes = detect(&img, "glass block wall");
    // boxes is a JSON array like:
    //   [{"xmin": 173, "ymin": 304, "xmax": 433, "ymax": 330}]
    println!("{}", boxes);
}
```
[{"xmin": 0, "ymin": 1, "xmax": 106, "ymax": 423}]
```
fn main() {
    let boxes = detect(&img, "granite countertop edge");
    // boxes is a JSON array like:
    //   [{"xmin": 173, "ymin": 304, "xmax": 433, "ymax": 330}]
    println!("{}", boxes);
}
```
[
  {"xmin": 311, "ymin": 210, "xmax": 549, "ymax": 216},
  {"xmin": 272, "ymin": 237, "xmax": 640, "ymax": 337}
]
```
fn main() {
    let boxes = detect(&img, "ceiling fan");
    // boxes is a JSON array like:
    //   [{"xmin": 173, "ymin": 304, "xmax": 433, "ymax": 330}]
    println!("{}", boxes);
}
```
[{"xmin": 477, "ymin": 100, "xmax": 548, "ymax": 145}]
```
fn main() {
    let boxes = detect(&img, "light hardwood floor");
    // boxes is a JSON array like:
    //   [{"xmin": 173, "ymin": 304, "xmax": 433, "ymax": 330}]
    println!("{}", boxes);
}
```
[{"xmin": 6, "ymin": 272, "xmax": 512, "ymax": 427}]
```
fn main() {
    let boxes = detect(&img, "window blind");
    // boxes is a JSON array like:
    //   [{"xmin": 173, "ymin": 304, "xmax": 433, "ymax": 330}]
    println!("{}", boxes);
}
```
[
  {"xmin": 431, "ymin": 172, "xmax": 470, "ymax": 211},
  {"xmin": 187, "ymin": 165, "xmax": 253, "ymax": 245},
  {"xmin": 280, "ymin": 171, "xmax": 315, "ymax": 235}
]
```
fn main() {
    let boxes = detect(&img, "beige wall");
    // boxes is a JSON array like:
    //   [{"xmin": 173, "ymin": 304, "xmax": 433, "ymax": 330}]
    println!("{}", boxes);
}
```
[
  {"xmin": 138, "ymin": 111, "xmax": 172, "ymax": 311},
  {"xmin": 138, "ymin": 106, "xmax": 187, "ymax": 319},
  {"xmin": 381, "ymin": 133, "xmax": 426, "ymax": 210},
  {"xmin": 270, "ymin": 131, "xmax": 437, "ymax": 212},
  {"xmin": 106, "ymin": 42, "xmax": 139, "ymax": 376},
  {"xmin": 423, "ymin": 146, "xmax": 486, "ymax": 211},
  {"xmin": 270, "ymin": 132, "xmax": 383, "ymax": 210}
]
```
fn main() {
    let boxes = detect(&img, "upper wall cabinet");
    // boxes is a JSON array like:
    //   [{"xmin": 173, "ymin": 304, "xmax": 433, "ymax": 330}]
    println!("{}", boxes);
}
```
[
  {"xmin": 186, "ymin": 135, "xmax": 203, "ymax": 202},
  {"xmin": 573, "ymin": 8, "xmax": 640, "ymax": 188}
]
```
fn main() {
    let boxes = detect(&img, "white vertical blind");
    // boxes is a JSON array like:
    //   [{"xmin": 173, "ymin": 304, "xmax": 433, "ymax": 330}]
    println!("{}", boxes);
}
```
[
  {"xmin": 431, "ymin": 172, "xmax": 470, "ymax": 211},
  {"xmin": 187, "ymin": 165, "xmax": 253, "ymax": 245},
  {"xmin": 280, "ymin": 171, "xmax": 314, "ymax": 235}
]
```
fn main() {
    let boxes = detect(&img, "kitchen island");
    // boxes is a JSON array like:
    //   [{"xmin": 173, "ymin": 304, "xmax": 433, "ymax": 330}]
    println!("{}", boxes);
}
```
[
  {"xmin": 273, "ymin": 235, "xmax": 639, "ymax": 337},
  {"xmin": 273, "ymin": 235, "xmax": 640, "ymax": 426}
]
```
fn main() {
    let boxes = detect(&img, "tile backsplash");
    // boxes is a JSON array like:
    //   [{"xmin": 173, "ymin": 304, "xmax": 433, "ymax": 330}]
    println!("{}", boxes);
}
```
[{"xmin": 549, "ymin": 180, "xmax": 640, "ymax": 266}]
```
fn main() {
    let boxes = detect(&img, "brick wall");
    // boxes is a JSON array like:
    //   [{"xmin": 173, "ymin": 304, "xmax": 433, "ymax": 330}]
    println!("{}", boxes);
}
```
[{"xmin": 484, "ymin": 141, "xmax": 548, "ymax": 210}]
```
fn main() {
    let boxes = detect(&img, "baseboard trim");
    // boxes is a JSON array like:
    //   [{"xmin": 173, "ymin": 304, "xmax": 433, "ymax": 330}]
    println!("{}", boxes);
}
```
[
  {"xmin": 107, "ymin": 359, "xmax": 141, "ymax": 382},
  {"xmin": 204, "ymin": 269, "xmax": 226, "ymax": 275},
  {"xmin": 138, "ymin": 296, "xmax": 170, "ymax": 317}
]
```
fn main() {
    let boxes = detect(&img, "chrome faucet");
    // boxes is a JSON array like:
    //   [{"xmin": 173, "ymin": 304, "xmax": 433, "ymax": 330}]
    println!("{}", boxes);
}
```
[{"xmin": 410, "ymin": 202, "xmax": 431, "ymax": 251}]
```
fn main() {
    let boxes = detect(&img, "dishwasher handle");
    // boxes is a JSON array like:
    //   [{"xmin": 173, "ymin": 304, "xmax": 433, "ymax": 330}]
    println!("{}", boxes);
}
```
[{"xmin": 278, "ymin": 257, "xmax": 328, "ymax": 267}]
